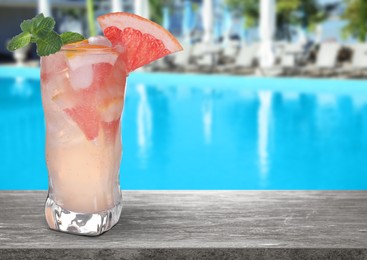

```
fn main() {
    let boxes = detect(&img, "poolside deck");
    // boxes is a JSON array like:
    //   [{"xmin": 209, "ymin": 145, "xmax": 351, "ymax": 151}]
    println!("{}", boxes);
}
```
[{"xmin": 0, "ymin": 191, "xmax": 366, "ymax": 259}]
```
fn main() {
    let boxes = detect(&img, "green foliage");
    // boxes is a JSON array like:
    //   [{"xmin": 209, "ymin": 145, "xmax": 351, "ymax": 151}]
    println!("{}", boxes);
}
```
[
  {"xmin": 149, "ymin": 0, "xmax": 174, "ymax": 25},
  {"xmin": 226, "ymin": 0, "xmax": 258, "ymax": 28},
  {"xmin": 192, "ymin": 2, "xmax": 199, "ymax": 12},
  {"xmin": 150, "ymin": 0, "xmax": 163, "ymax": 24},
  {"xmin": 297, "ymin": 0, "xmax": 326, "ymax": 30},
  {"xmin": 226, "ymin": 0, "xmax": 326, "ymax": 40},
  {"xmin": 341, "ymin": 0, "xmax": 367, "ymax": 42},
  {"xmin": 7, "ymin": 13, "xmax": 85, "ymax": 56}
]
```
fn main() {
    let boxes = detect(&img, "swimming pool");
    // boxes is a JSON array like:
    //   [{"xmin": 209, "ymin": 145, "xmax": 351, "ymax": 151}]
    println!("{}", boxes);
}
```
[{"xmin": 1, "ymin": 67, "xmax": 367, "ymax": 189}]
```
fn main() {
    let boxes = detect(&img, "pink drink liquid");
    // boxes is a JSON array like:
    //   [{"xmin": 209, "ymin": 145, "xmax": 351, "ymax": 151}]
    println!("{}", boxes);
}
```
[{"xmin": 41, "ymin": 44, "xmax": 126, "ymax": 214}]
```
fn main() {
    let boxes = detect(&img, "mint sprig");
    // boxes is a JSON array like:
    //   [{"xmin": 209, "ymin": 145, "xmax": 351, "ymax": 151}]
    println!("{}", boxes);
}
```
[{"xmin": 7, "ymin": 14, "xmax": 85, "ymax": 56}]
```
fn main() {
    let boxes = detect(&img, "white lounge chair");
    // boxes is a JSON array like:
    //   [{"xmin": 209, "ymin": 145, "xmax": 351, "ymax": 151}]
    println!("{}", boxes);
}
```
[
  {"xmin": 190, "ymin": 42, "xmax": 207, "ymax": 63},
  {"xmin": 148, "ymin": 57, "xmax": 171, "ymax": 72},
  {"xmin": 221, "ymin": 40, "xmax": 239, "ymax": 63},
  {"xmin": 301, "ymin": 42, "xmax": 341, "ymax": 77},
  {"xmin": 195, "ymin": 44, "xmax": 221, "ymax": 72},
  {"xmin": 338, "ymin": 43, "xmax": 367, "ymax": 77},
  {"xmin": 219, "ymin": 43, "xmax": 259, "ymax": 74},
  {"xmin": 172, "ymin": 43, "xmax": 192, "ymax": 71},
  {"xmin": 273, "ymin": 41, "xmax": 287, "ymax": 62},
  {"xmin": 270, "ymin": 43, "xmax": 306, "ymax": 76}
]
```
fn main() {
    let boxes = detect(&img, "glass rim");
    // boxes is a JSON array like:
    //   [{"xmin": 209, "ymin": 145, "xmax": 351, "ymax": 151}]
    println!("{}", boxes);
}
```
[{"xmin": 60, "ymin": 46, "xmax": 120, "ymax": 54}]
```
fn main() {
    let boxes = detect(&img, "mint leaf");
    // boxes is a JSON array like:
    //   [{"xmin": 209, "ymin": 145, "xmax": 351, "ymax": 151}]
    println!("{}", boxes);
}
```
[
  {"xmin": 20, "ymin": 14, "xmax": 44, "ymax": 33},
  {"xmin": 20, "ymin": 19, "xmax": 32, "ymax": 32},
  {"xmin": 7, "ymin": 32, "xmax": 31, "ymax": 51},
  {"xmin": 30, "ymin": 36, "xmax": 37, "ymax": 43},
  {"xmin": 31, "ymin": 14, "xmax": 45, "ymax": 32},
  {"xmin": 60, "ymin": 32, "xmax": 85, "ymax": 45},
  {"xmin": 35, "ymin": 31, "xmax": 62, "ymax": 56},
  {"xmin": 35, "ymin": 17, "xmax": 55, "ymax": 38}
]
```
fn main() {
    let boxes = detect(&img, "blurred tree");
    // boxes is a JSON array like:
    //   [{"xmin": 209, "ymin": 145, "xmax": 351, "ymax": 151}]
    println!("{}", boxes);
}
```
[
  {"xmin": 226, "ymin": 0, "xmax": 258, "ymax": 28},
  {"xmin": 277, "ymin": 0, "xmax": 299, "ymax": 39},
  {"xmin": 192, "ymin": 2, "xmax": 199, "ymax": 11},
  {"xmin": 226, "ymin": 0, "xmax": 326, "ymax": 40},
  {"xmin": 341, "ymin": 0, "xmax": 367, "ymax": 42},
  {"xmin": 150, "ymin": 0, "xmax": 163, "ymax": 24},
  {"xmin": 297, "ymin": 0, "xmax": 326, "ymax": 31},
  {"xmin": 150, "ymin": 0, "xmax": 174, "ymax": 25},
  {"xmin": 277, "ymin": 0, "xmax": 326, "ymax": 39}
]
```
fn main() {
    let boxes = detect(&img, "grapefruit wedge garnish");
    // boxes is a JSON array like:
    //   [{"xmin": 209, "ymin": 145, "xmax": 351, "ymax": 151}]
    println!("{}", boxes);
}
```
[{"xmin": 98, "ymin": 12, "xmax": 183, "ymax": 72}]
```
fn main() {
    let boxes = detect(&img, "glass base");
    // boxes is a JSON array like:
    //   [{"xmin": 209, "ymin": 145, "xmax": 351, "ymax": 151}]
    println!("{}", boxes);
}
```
[{"xmin": 44, "ymin": 196, "xmax": 122, "ymax": 236}]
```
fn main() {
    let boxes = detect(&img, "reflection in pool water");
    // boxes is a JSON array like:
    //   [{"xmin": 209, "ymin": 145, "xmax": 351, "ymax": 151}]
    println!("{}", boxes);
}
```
[{"xmin": 1, "ymin": 74, "xmax": 367, "ymax": 189}]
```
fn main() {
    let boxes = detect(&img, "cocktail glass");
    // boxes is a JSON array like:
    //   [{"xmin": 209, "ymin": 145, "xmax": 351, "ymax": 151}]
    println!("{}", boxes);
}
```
[{"xmin": 41, "ymin": 44, "xmax": 126, "ymax": 236}]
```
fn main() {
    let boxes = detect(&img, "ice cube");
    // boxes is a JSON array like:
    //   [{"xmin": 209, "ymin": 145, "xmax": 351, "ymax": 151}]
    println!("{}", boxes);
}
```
[
  {"xmin": 41, "ymin": 52, "xmax": 68, "ymax": 84},
  {"xmin": 98, "ymin": 98, "xmax": 124, "ymax": 122},
  {"xmin": 51, "ymin": 88, "xmax": 76, "ymax": 110},
  {"xmin": 88, "ymin": 36, "xmax": 112, "ymax": 47},
  {"xmin": 69, "ymin": 65, "xmax": 93, "ymax": 90},
  {"xmin": 67, "ymin": 52, "xmax": 119, "ymax": 71},
  {"xmin": 49, "ymin": 74, "xmax": 76, "ymax": 110},
  {"xmin": 41, "ymin": 52, "xmax": 68, "ymax": 74},
  {"xmin": 43, "ymin": 70, "xmax": 70, "ymax": 102}
]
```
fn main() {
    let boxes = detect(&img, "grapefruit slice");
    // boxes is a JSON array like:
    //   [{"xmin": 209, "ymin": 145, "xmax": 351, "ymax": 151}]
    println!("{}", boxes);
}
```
[
  {"xmin": 60, "ymin": 43, "xmax": 120, "ymax": 140},
  {"xmin": 101, "ymin": 120, "xmax": 120, "ymax": 143},
  {"xmin": 90, "ymin": 63, "xmax": 114, "ymax": 90},
  {"xmin": 97, "ymin": 12, "xmax": 183, "ymax": 72},
  {"xmin": 98, "ymin": 97, "xmax": 124, "ymax": 123},
  {"xmin": 64, "ymin": 105, "xmax": 100, "ymax": 140}
]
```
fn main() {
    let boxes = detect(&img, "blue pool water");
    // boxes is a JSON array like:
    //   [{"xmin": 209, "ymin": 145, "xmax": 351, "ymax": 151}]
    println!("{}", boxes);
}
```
[{"xmin": 1, "ymin": 67, "xmax": 367, "ymax": 190}]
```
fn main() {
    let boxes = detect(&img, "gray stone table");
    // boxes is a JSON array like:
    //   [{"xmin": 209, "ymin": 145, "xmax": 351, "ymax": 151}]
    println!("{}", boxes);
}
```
[{"xmin": 0, "ymin": 191, "xmax": 367, "ymax": 259}]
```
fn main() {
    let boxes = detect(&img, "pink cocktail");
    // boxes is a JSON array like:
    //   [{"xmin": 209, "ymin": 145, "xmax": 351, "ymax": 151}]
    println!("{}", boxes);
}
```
[
  {"xmin": 41, "ymin": 41, "xmax": 126, "ymax": 235},
  {"xmin": 3, "ymin": 10, "xmax": 183, "ymax": 236}
]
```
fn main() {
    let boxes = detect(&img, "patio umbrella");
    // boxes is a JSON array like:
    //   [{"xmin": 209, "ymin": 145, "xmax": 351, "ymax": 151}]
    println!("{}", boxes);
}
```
[
  {"xmin": 38, "ymin": 0, "xmax": 51, "ymax": 17},
  {"xmin": 222, "ymin": 8, "xmax": 232, "ymax": 45},
  {"xmin": 258, "ymin": 0, "xmax": 276, "ymax": 68},
  {"xmin": 182, "ymin": 0, "xmax": 192, "ymax": 43},
  {"xmin": 315, "ymin": 24, "xmax": 323, "ymax": 43},
  {"xmin": 163, "ymin": 6, "xmax": 170, "ymax": 30},
  {"xmin": 240, "ymin": 16, "xmax": 247, "ymax": 44},
  {"xmin": 111, "ymin": 0, "xmax": 123, "ymax": 12},
  {"xmin": 298, "ymin": 27, "xmax": 307, "ymax": 44},
  {"xmin": 214, "ymin": 19, "xmax": 221, "ymax": 42},
  {"xmin": 202, "ymin": 0, "xmax": 214, "ymax": 43},
  {"xmin": 134, "ymin": 0, "xmax": 150, "ymax": 19}
]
